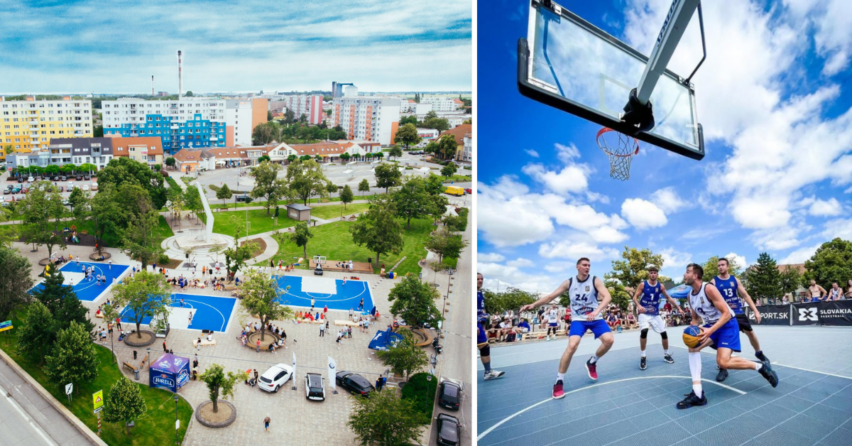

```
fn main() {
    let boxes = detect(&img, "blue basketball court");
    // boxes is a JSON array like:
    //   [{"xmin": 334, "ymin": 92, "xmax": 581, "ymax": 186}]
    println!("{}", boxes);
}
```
[
  {"xmin": 274, "ymin": 275, "xmax": 373, "ymax": 312},
  {"xmin": 30, "ymin": 261, "xmax": 129, "ymax": 302},
  {"xmin": 477, "ymin": 326, "xmax": 852, "ymax": 446},
  {"xmin": 119, "ymin": 293, "xmax": 236, "ymax": 333}
]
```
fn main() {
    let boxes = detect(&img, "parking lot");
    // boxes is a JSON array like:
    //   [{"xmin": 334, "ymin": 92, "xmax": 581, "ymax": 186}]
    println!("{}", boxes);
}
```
[{"xmin": 2, "ymin": 170, "xmax": 100, "ymax": 205}]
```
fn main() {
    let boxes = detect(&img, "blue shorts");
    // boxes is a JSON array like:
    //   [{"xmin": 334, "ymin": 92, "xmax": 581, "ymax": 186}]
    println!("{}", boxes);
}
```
[
  {"xmin": 568, "ymin": 320, "xmax": 611, "ymax": 339},
  {"xmin": 477, "ymin": 323, "xmax": 487, "ymax": 344},
  {"xmin": 548, "ymin": 322, "xmax": 558, "ymax": 328},
  {"xmin": 705, "ymin": 319, "xmax": 741, "ymax": 352}
]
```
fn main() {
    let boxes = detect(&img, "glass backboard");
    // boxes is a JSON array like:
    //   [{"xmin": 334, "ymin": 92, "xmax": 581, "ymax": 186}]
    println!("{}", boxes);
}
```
[{"xmin": 518, "ymin": 2, "xmax": 704, "ymax": 160}]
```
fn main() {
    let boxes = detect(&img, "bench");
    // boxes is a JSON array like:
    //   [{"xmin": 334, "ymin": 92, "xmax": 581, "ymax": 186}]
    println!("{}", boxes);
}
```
[
  {"xmin": 334, "ymin": 320, "xmax": 359, "ymax": 327},
  {"xmin": 95, "ymin": 312, "xmax": 104, "ymax": 318},
  {"xmin": 193, "ymin": 339, "xmax": 217, "ymax": 348},
  {"xmin": 123, "ymin": 362, "xmax": 139, "ymax": 373}
]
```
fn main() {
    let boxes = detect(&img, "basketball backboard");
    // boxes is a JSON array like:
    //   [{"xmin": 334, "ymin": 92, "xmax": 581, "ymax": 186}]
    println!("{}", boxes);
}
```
[{"xmin": 518, "ymin": 0, "xmax": 705, "ymax": 160}]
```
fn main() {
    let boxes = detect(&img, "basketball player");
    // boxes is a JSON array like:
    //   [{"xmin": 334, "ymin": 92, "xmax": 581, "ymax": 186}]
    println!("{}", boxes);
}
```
[
  {"xmin": 520, "ymin": 258, "xmax": 613, "ymax": 398},
  {"xmin": 677, "ymin": 263, "xmax": 778, "ymax": 409},
  {"xmin": 477, "ymin": 273, "xmax": 504, "ymax": 380},
  {"xmin": 632, "ymin": 265, "xmax": 684, "ymax": 370},
  {"xmin": 546, "ymin": 305, "xmax": 559, "ymax": 341},
  {"xmin": 714, "ymin": 257, "xmax": 770, "ymax": 382}
]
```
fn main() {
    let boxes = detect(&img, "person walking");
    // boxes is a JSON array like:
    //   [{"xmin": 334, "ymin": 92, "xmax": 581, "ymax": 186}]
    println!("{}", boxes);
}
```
[
  {"xmin": 320, "ymin": 324, "xmax": 325, "ymax": 337},
  {"xmin": 375, "ymin": 375, "xmax": 384, "ymax": 392},
  {"xmin": 264, "ymin": 417, "xmax": 270, "ymax": 432},
  {"xmin": 256, "ymin": 339, "xmax": 261, "ymax": 353},
  {"xmin": 163, "ymin": 341, "xmax": 168, "ymax": 352}
]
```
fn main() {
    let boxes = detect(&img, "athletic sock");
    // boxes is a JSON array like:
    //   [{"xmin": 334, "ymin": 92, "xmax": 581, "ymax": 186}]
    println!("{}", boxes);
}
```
[
  {"xmin": 483, "ymin": 362, "xmax": 492, "ymax": 373},
  {"xmin": 557, "ymin": 372, "xmax": 565, "ymax": 382},
  {"xmin": 665, "ymin": 350, "xmax": 671, "ymax": 356},
  {"xmin": 589, "ymin": 355, "xmax": 598, "ymax": 364},
  {"xmin": 641, "ymin": 350, "xmax": 646, "ymax": 358},
  {"xmin": 688, "ymin": 352, "xmax": 702, "ymax": 397},
  {"xmin": 754, "ymin": 362, "xmax": 763, "ymax": 371}
]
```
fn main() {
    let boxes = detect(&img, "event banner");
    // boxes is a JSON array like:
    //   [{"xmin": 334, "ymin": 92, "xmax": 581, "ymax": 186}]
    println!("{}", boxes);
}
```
[
  {"xmin": 748, "ymin": 305, "xmax": 790, "ymax": 325},
  {"xmin": 791, "ymin": 302, "xmax": 821, "ymax": 326},
  {"xmin": 818, "ymin": 300, "xmax": 852, "ymax": 326}
]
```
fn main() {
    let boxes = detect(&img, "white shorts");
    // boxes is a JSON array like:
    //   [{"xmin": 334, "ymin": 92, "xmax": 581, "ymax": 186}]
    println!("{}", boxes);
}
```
[{"xmin": 638, "ymin": 314, "xmax": 666, "ymax": 333}]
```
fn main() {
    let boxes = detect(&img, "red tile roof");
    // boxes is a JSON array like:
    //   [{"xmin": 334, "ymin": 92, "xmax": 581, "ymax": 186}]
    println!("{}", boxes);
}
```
[
  {"xmin": 111, "ymin": 137, "xmax": 163, "ymax": 156},
  {"xmin": 440, "ymin": 124, "xmax": 472, "ymax": 145}
]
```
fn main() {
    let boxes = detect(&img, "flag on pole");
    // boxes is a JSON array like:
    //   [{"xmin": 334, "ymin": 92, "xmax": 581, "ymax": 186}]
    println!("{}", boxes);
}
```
[
  {"xmin": 327, "ymin": 356, "xmax": 337, "ymax": 390},
  {"xmin": 292, "ymin": 352, "xmax": 297, "ymax": 376}
]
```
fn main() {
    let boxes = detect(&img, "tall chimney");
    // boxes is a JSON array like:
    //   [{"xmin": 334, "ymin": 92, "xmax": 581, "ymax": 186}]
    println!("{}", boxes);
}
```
[
  {"xmin": 178, "ymin": 50, "xmax": 183, "ymax": 100},
  {"xmin": 152, "ymin": 75, "xmax": 154, "ymax": 96}
]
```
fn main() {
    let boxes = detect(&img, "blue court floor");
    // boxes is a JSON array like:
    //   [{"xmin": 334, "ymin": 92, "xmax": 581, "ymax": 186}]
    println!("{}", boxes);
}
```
[
  {"xmin": 30, "ymin": 261, "xmax": 129, "ymax": 301},
  {"xmin": 119, "ymin": 293, "xmax": 236, "ymax": 333},
  {"xmin": 274, "ymin": 275, "xmax": 374, "ymax": 312},
  {"xmin": 477, "ymin": 327, "xmax": 852, "ymax": 446}
]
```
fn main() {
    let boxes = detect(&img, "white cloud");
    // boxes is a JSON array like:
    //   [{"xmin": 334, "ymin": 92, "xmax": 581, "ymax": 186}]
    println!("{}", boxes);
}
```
[
  {"xmin": 780, "ymin": 243, "xmax": 821, "ymax": 264},
  {"xmin": 538, "ymin": 240, "xmax": 620, "ymax": 263},
  {"xmin": 660, "ymin": 248, "xmax": 693, "ymax": 271},
  {"xmin": 476, "ymin": 177, "xmax": 555, "ymax": 247},
  {"xmin": 544, "ymin": 263, "xmax": 571, "ymax": 273},
  {"xmin": 506, "ymin": 258, "xmax": 535, "ymax": 268},
  {"xmin": 478, "ymin": 252, "xmax": 505, "ymax": 262},
  {"xmin": 655, "ymin": 187, "xmax": 688, "ymax": 213},
  {"xmin": 751, "ymin": 225, "xmax": 807, "ymax": 251},
  {"xmin": 555, "ymin": 143, "xmax": 582, "ymax": 163},
  {"xmin": 784, "ymin": 0, "xmax": 852, "ymax": 76},
  {"xmin": 585, "ymin": 191, "xmax": 611, "ymax": 204},
  {"xmin": 823, "ymin": 218, "xmax": 852, "ymax": 240},
  {"xmin": 808, "ymin": 198, "xmax": 843, "ymax": 216},
  {"xmin": 525, "ymin": 149, "xmax": 539, "ymax": 158},
  {"xmin": 477, "ymin": 261, "xmax": 559, "ymax": 295},
  {"xmin": 621, "ymin": 198, "xmax": 668, "ymax": 230},
  {"xmin": 522, "ymin": 163, "xmax": 590, "ymax": 195},
  {"xmin": 723, "ymin": 252, "xmax": 748, "ymax": 270}
]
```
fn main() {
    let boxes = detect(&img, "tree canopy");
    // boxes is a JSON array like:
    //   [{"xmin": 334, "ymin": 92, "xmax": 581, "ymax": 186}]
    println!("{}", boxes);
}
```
[
  {"xmin": 239, "ymin": 269, "xmax": 293, "ymax": 341},
  {"xmin": 387, "ymin": 275, "xmax": 443, "ymax": 328},
  {"xmin": 350, "ymin": 195, "xmax": 404, "ymax": 268},
  {"xmin": 394, "ymin": 123, "xmax": 421, "ymax": 150},
  {"xmin": 249, "ymin": 161, "xmax": 286, "ymax": 215},
  {"xmin": 802, "ymin": 238, "xmax": 852, "ymax": 289},
  {"xmin": 45, "ymin": 321, "xmax": 100, "ymax": 394},
  {"xmin": 348, "ymin": 387, "xmax": 424, "ymax": 446},
  {"xmin": 98, "ymin": 157, "xmax": 167, "ymax": 210},
  {"xmin": 110, "ymin": 271, "xmax": 171, "ymax": 338},
  {"xmin": 605, "ymin": 247, "xmax": 667, "ymax": 289},
  {"xmin": 199, "ymin": 364, "xmax": 248, "ymax": 414},
  {"xmin": 284, "ymin": 159, "xmax": 329, "ymax": 205},
  {"xmin": 374, "ymin": 163, "xmax": 402, "ymax": 193},
  {"xmin": 103, "ymin": 377, "xmax": 147, "ymax": 436}
]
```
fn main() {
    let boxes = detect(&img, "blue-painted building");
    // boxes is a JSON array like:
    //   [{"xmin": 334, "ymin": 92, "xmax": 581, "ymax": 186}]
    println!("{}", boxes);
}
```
[{"xmin": 105, "ymin": 113, "xmax": 226, "ymax": 155}]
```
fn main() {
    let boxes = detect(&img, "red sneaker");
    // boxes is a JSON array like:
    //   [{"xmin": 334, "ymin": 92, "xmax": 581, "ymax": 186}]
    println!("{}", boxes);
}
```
[
  {"xmin": 586, "ymin": 359, "xmax": 598, "ymax": 381},
  {"xmin": 552, "ymin": 380, "xmax": 565, "ymax": 399}
]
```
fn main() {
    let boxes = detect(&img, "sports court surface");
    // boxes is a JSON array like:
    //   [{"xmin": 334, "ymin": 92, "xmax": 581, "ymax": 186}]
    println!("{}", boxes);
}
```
[
  {"xmin": 274, "ymin": 275, "xmax": 373, "ymax": 312},
  {"xmin": 119, "ymin": 293, "xmax": 236, "ymax": 333},
  {"xmin": 477, "ymin": 326, "xmax": 852, "ymax": 446},
  {"xmin": 30, "ymin": 261, "xmax": 129, "ymax": 301}
]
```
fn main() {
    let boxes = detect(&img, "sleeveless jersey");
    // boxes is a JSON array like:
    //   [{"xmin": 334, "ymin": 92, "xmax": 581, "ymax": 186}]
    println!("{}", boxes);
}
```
[
  {"xmin": 547, "ymin": 308, "xmax": 559, "ymax": 323},
  {"xmin": 688, "ymin": 283, "xmax": 730, "ymax": 324},
  {"xmin": 568, "ymin": 276, "xmax": 601, "ymax": 320},
  {"xmin": 639, "ymin": 280, "xmax": 662, "ymax": 316},
  {"xmin": 477, "ymin": 291, "xmax": 487, "ymax": 323},
  {"xmin": 714, "ymin": 276, "xmax": 743, "ymax": 315},
  {"xmin": 829, "ymin": 288, "xmax": 841, "ymax": 301}
]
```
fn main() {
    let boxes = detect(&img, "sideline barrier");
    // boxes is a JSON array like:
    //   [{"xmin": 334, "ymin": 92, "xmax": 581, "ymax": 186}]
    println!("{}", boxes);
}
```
[{"xmin": 746, "ymin": 300, "xmax": 852, "ymax": 326}]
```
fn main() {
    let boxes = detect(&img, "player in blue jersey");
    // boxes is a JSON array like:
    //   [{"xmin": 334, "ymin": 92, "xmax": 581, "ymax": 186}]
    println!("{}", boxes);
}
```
[
  {"xmin": 477, "ymin": 273, "xmax": 504, "ymax": 380},
  {"xmin": 713, "ymin": 257, "xmax": 769, "ymax": 382},
  {"xmin": 631, "ymin": 265, "xmax": 684, "ymax": 370},
  {"xmin": 520, "ymin": 258, "xmax": 613, "ymax": 399},
  {"xmin": 677, "ymin": 263, "xmax": 778, "ymax": 409}
]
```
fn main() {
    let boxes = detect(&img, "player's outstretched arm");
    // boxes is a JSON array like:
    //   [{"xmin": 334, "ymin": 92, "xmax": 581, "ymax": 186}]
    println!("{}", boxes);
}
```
[
  {"xmin": 632, "ymin": 282, "xmax": 646, "ymax": 313},
  {"xmin": 592, "ymin": 277, "xmax": 612, "ymax": 318},
  {"xmin": 520, "ymin": 280, "xmax": 570, "ymax": 312},
  {"xmin": 736, "ymin": 279, "xmax": 761, "ymax": 323},
  {"xmin": 660, "ymin": 284, "xmax": 684, "ymax": 313}
]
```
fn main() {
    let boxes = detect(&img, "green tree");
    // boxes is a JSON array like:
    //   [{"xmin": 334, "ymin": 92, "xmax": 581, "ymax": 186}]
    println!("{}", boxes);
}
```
[
  {"xmin": 239, "ymin": 269, "xmax": 293, "ymax": 341},
  {"xmin": 779, "ymin": 265, "xmax": 801, "ymax": 301},
  {"xmin": 185, "ymin": 91, "xmax": 194, "ymax": 97},
  {"xmin": 605, "ymin": 247, "xmax": 667, "ymax": 290},
  {"xmin": 111, "ymin": 271, "xmax": 171, "ymax": 338},
  {"xmin": 375, "ymin": 330, "xmax": 428, "ymax": 379},
  {"xmin": 340, "ymin": 185, "xmax": 354, "ymax": 209},
  {"xmin": 199, "ymin": 364, "xmax": 249, "ymax": 413},
  {"xmin": 436, "ymin": 134, "xmax": 457, "ymax": 160},
  {"xmin": 425, "ymin": 227, "xmax": 468, "ymax": 264},
  {"xmin": 249, "ymin": 161, "xmax": 286, "ymax": 215},
  {"xmin": 482, "ymin": 288, "xmax": 537, "ymax": 316},
  {"xmin": 290, "ymin": 222, "xmax": 314, "ymax": 260},
  {"xmin": 350, "ymin": 195, "xmax": 404, "ymax": 268},
  {"xmin": 68, "ymin": 186, "xmax": 89, "ymax": 218},
  {"xmin": 253, "ymin": 123, "xmax": 277, "ymax": 145},
  {"xmin": 284, "ymin": 159, "xmax": 329, "ymax": 205},
  {"xmin": 216, "ymin": 183, "xmax": 233, "ymax": 206},
  {"xmin": 423, "ymin": 117, "xmax": 450, "ymax": 133},
  {"xmin": 122, "ymin": 200, "xmax": 165, "ymax": 271},
  {"xmin": 267, "ymin": 110, "xmax": 273, "ymax": 122},
  {"xmin": 287, "ymin": 154, "xmax": 298, "ymax": 164},
  {"xmin": 32, "ymin": 266, "xmax": 93, "ymax": 334},
  {"xmin": 400, "ymin": 373, "xmax": 438, "ymax": 424},
  {"xmin": 747, "ymin": 252, "xmax": 782, "ymax": 302},
  {"xmin": 392, "ymin": 176, "xmax": 445, "ymax": 229},
  {"xmin": 374, "ymin": 163, "xmax": 402, "ymax": 193},
  {"xmin": 440, "ymin": 162, "xmax": 458, "ymax": 179},
  {"xmin": 89, "ymin": 184, "xmax": 123, "ymax": 255},
  {"xmin": 165, "ymin": 157, "xmax": 176, "ymax": 168},
  {"xmin": 605, "ymin": 279, "xmax": 632, "ymax": 311},
  {"xmin": 93, "ymin": 125, "xmax": 104, "ymax": 138},
  {"xmin": 0, "ymin": 201, "xmax": 20, "ymax": 248},
  {"xmin": 348, "ymin": 388, "xmax": 423, "ymax": 446},
  {"xmin": 424, "ymin": 141, "xmax": 439, "ymax": 156},
  {"xmin": 388, "ymin": 145, "xmax": 403, "ymax": 160},
  {"xmin": 223, "ymin": 241, "xmax": 256, "ymax": 283},
  {"xmin": 399, "ymin": 115, "xmax": 418, "ymax": 127},
  {"xmin": 387, "ymin": 275, "xmax": 443, "ymax": 328},
  {"xmin": 45, "ymin": 321, "xmax": 100, "ymax": 394},
  {"xmin": 103, "ymin": 377, "xmax": 147, "ymax": 436},
  {"xmin": 340, "ymin": 152, "xmax": 351, "ymax": 162},
  {"xmin": 326, "ymin": 182, "xmax": 339, "ymax": 195},
  {"xmin": 183, "ymin": 184, "xmax": 203, "ymax": 223},
  {"xmin": 258, "ymin": 155, "xmax": 271, "ymax": 164},
  {"xmin": 702, "ymin": 255, "xmax": 745, "ymax": 280},
  {"xmin": 98, "ymin": 157, "xmax": 168, "ymax": 210},
  {"xmin": 358, "ymin": 178, "xmax": 370, "ymax": 195},
  {"xmin": 16, "ymin": 301, "xmax": 55, "ymax": 364},
  {"xmin": 17, "ymin": 181, "xmax": 66, "ymax": 259},
  {"xmin": 0, "ymin": 246, "xmax": 33, "ymax": 320},
  {"xmin": 802, "ymin": 238, "xmax": 852, "ymax": 289},
  {"xmin": 394, "ymin": 123, "xmax": 421, "ymax": 150}
]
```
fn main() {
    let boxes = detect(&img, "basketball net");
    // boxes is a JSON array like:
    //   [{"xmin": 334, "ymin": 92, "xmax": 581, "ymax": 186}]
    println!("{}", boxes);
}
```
[{"xmin": 596, "ymin": 127, "xmax": 640, "ymax": 181}]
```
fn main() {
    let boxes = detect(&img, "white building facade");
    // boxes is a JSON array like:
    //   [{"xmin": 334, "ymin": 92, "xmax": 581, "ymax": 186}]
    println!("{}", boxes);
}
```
[
  {"xmin": 332, "ymin": 88, "xmax": 400, "ymax": 146},
  {"xmin": 225, "ymin": 100, "xmax": 254, "ymax": 147},
  {"xmin": 421, "ymin": 96, "xmax": 462, "ymax": 112},
  {"xmin": 281, "ymin": 95, "xmax": 324, "ymax": 125}
]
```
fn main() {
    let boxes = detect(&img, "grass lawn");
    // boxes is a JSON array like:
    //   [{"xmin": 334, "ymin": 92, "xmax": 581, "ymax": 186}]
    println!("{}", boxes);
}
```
[
  {"xmin": 309, "ymin": 203, "xmax": 370, "ymax": 220},
  {"xmin": 73, "ymin": 216, "xmax": 173, "ymax": 248},
  {"xmin": 267, "ymin": 218, "xmax": 435, "ymax": 275},
  {"xmin": 0, "ymin": 310, "xmax": 193, "ymax": 446},
  {"xmin": 198, "ymin": 208, "xmax": 299, "ymax": 238},
  {"xmin": 207, "ymin": 195, "xmax": 379, "ymax": 210},
  {"xmin": 441, "ymin": 174, "xmax": 472, "ymax": 183}
]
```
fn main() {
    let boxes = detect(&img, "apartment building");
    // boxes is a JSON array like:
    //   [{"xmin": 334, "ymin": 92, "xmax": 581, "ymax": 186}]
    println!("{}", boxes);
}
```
[
  {"xmin": 5, "ymin": 137, "xmax": 113, "ymax": 171},
  {"xmin": 280, "ymin": 95, "xmax": 323, "ymax": 124},
  {"xmin": 331, "ymin": 86, "xmax": 400, "ymax": 146},
  {"xmin": 111, "ymin": 136, "xmax": 164, "ymax": 169},
  {"xmin": 0, "ymin": 97, "xmax": 93, "ymax": 152},
  {"xmin": 421, "ymin": 96, "xmax": 463, "ymax": 112}
]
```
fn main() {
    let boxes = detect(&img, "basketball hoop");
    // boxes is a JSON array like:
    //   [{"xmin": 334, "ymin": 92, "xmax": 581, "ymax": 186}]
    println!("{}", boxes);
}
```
[{"xmin": 596, "ymin": 127, "xmax": 639, "ymax": 181}]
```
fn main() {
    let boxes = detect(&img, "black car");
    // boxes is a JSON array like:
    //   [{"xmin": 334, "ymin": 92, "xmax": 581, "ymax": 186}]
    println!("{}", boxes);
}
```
[
  {"xmin": 335, "ymin": 371, "xmax": 374, "ymax": 396},
  {"xmin": 436, "ymin": 413, "xmax": 461, "ymax": 446},
  {"xmin": 305, "ymin": 373, "xmax": 325, "ymax": 401},
  {"xmin": 437, "ymin": 381, "xmax": 462, "ymax": 411},
  {"xmin": 75, "ymin": 175, "xmax": 82, "ymax": 181},
  {"xmin": 17, "ymin": 177, "xmax": 24, "ymax": 183},
  {"xmin": 60, "ymin": 175, "xmax": 67, "ymax": 181},
  {"xmin": 235, "ymin": 195, "xmax": 253, "ymax": 203}
]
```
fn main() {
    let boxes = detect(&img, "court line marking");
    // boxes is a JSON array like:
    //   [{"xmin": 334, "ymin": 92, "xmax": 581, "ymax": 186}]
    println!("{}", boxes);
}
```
[
  {"xmin": 772, "ymin": 363, "xmax": 852, "ymax": 380},
  {"xmin": 477, "ymin": 376, "xmax": 746, "ymax": 441}
]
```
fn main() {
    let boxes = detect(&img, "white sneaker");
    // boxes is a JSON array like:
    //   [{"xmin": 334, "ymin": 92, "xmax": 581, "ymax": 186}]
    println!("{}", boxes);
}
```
[
  {"xmin": 546, "ymin": 335, "xmax": 551, "ymax": 341},
  {"xmin": 484, "ymin": 370, "xmax": 505, "ymax": 380}
]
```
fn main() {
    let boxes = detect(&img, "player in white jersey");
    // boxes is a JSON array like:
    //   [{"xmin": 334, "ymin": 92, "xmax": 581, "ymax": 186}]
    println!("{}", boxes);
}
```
[
  {"xmin": 546, "ymin": 306, "xmax": 559, "ymax": 341},
  {"xmin": 677, "ymin": 263, "xmax": 779, "ymax": 409},
  {"xmin": 520, "ymin": 258, "xmax": 613, "ymax": 399}
]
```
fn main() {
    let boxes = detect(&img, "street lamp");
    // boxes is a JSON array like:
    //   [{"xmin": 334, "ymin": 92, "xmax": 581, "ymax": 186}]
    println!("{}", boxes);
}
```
[{"xmin": 425, "ymin": 375, "xmax": 433, "ymax": 414}]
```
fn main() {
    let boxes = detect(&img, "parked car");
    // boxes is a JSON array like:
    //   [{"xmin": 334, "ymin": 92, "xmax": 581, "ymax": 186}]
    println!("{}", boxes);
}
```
[
  {"xmin": 305, "ymin": 373, "xmax": 326, "ymax": 401},
  {"xmin": 335, "ymin": 372, "xmax": 374, "ymax": 397},
  {"xmin": 91, "ymin": 182, "xmax": 98, "ymax": 191},
  {"xmin": 438, "ymin": 380, "xmax": 463, "ymax": 411},
  {"xmin": 11, "ymin": 186, "xmax": 21, "ymax": 194},
  {"xmin": 17, "ymin": 177, "xmax": 24, "ymax": 183},
  {"xmin": 21, "ymin": 187, "xmax": 28, "ymax": 194},
  {"xmin": 52, "ymin": 175, "xmax": 60, "ymax": 181},
  {"xmin": 436, "ymin": 413, "xmax": 461, "ymax": 446},
  {"xmin": 258, "ymin": 364, "xmax": 293, "ymax": 393},
  {"xmin": 235, "ymin": 195, "xmax": 253, "ymax": 203},
  {"xmin": 56, "ymin": 185, "xmax": 64, "ymax": 192},
  {"xmin": 61, "ymin": 175, "xmax": 68, "ymax": 181},
  {"xmin": 3, "ymin": 187, "xmax": 10, "ymax": 195},
  {"xmin": 27, "ymin": 176, "xmax": 34, "ymax": 182},
  {"xmin": 314, "ymin": 264, "xmax": 323, "ymax": 276},
  {"xmin": 82, "ymin": 185, "xmax": 89, "ymax": 192},
  {"xmin": 62, "ymin": 199, "xmax": 70, "ymax": 206},
  {"xmin": 75, "ymin": 174, "xmax": 82, "ymax": 181},
  {"xmin": 67, "ymin": 182, "xmax": 74, "ymax": 191},
  {"xmin": 84, "ymin": 175, "xmax": 91, "ymax": 181},
  {"xmin": 464, "ymin": 188, "xmax": 472, "ymax": 195}
]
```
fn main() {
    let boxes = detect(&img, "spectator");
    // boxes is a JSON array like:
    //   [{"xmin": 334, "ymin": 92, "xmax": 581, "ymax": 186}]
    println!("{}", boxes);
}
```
[
  {"xmin": 518, "ymin": 318, "xmax": 531, "ymax": 334},
  {"xmin": 264, "ymin": 416, "xmax": 270, "ymax": 432},
  {"xmin": 846, "ymin": 280, "xmax": 852, "ymax": 300},
  {"xmin": 809, "ymin": 280, "xmax": 826, "ymax": 301},
  {"xmin": 829, "ymin": 282, "xmax": 842, "ymax": 301},
  {"xmin": 375, "ymin": 375, "xmax": 384, "ymax": 392}
]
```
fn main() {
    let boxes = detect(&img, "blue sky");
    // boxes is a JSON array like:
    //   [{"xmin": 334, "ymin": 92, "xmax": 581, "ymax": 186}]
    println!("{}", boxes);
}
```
[
  {"xmin": 477, "ymin": 0, "xmax": 852, "ymax": 293},
  {"xmin": 0, "ymin": 0, "xmax": 471, "ymax": 94}
]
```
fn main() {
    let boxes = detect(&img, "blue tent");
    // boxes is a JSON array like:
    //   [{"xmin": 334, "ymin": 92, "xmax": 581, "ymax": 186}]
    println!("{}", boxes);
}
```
[
  {"xmin": 667, "ymin": 284, "xmax": 691, "ymax": 299},
  {"xmin": 368, "ymin": 328, "xmax": 403, "ymax": 351},
  {"xmin": 149, "ymin": 353, "xmax": 190, "ymax": 393}
]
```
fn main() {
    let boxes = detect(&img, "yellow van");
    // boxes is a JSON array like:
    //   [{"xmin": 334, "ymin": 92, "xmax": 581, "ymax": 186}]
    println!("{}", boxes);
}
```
[{"xmin": 445, "ymin": 186, "xmax": 464, "ymax": 196}]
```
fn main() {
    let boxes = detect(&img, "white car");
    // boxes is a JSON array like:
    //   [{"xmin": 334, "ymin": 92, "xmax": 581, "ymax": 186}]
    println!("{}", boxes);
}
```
[
  {"xmin": 82, "ymin": 185, "xmax": 89, "ymax": 192},
  {"xmin": 91, "ymin": 182, "xmax": 98, "ymax": 191},
  {"xmin": 258, "ymin": 364, "xmax": 293, "ymax": 393}
]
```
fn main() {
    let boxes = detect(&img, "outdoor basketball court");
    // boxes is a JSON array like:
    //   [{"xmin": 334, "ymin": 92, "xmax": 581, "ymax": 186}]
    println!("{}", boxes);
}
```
[
  {"xmin": 30, "ymin": 261, "xmax": 129, "ymax": 302},
  {"xmin": 274, "ymin": 275, "xmax": 374, "ymax": 312},
  {"xmin": 119, "ymin": 293, "xmax": 237, "ymax": 333},
  {"xmin": 477, "ymin": 326, "xmax": 852, "ymax": 446}
]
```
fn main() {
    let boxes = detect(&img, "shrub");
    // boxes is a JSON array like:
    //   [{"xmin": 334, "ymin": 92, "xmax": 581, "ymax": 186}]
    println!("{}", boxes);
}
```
[{"xmin": 400, "ymin": 372, "xmax": 438, "ymax": 424}]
